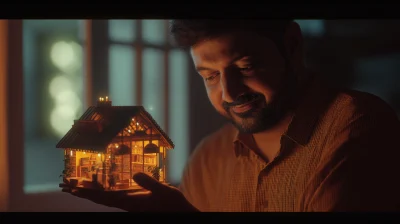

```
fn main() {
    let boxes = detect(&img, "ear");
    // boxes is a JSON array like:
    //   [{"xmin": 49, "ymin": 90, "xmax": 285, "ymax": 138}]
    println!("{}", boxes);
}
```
[{"xmin": 283, "ymin": 21, "xmax": 305, "ymax": 70}]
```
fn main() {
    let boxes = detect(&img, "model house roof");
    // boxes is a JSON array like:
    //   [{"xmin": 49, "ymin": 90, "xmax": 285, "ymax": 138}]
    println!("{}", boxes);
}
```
[{"xmin": 56, "ymin": 101, "xmax": 174, "ymax": 152}]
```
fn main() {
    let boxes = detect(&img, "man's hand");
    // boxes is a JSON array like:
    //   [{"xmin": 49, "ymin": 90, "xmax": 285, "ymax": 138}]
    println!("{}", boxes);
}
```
[{"xmin": 63, "ymin": 172, "xmax": 199, "ymax": 212}]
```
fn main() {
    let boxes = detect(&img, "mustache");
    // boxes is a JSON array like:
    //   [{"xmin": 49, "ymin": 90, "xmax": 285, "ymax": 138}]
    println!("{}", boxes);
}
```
[{"xmin": 222, "ymin": 93, "xmax": 263, "ymax": 108}]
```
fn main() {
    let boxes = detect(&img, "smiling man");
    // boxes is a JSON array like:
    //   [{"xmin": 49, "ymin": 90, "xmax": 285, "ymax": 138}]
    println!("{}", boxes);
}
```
[
  {"xmin": 70, "ymin": 19, "xmax": 400, "ymax": 212},
  {"xmin": 172, "ymin": 19, "xmax": 400, "ymax": 212}
]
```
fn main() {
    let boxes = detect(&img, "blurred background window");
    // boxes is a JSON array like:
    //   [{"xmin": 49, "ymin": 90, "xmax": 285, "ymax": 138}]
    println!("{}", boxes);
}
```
[{"xmin": 23, "ymin": 20, "xmax": 86, "ymax": 193}]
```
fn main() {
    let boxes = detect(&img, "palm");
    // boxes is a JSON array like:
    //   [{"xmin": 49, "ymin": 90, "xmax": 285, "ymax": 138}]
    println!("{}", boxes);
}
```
[{"xmin": 65, "ymin": 172, "xmax": 198, "ymax": 212}]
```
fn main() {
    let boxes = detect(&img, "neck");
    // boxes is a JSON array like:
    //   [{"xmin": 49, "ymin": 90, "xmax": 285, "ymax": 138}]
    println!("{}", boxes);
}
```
[
  {"xmin": 251, "ymin": 68, "xmax": 311, "ymax": 160},
  {"xmin": 252, "ymin": 112, "xmax": 293, "ymax": 147}
]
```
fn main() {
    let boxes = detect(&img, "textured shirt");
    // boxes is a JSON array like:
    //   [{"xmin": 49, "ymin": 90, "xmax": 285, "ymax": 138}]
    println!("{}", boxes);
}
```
[{"xmin": 179, "ymin": 76, "xmax": 400, "ymax": 212}]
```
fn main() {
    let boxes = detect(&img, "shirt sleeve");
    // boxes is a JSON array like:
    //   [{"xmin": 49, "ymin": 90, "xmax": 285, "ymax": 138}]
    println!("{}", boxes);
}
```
[{"xmin": 304, "ymin": 99, "xmax": 400, "ymax": 211}]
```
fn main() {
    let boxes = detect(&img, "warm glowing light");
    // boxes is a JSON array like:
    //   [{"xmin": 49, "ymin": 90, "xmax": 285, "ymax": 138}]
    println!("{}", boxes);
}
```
[
  {"xmin": 108, "ymin": 155, "xmax": 111, "ymax": 158},
  {"xmin": 97, "ymin": 153, "xmax": 100, "ymax": 157},
  {"xmin": 136, "ymin": 122, "xmax": 139, "ymax": 125},
  {"xmin": 132, "ymin": 118, "xmax": 134, "ymax": 121},
  {"xmin": 128, "ymin": 130, "xmax": 131, "ymax": 133},
  {"xmin": 70, "ymin": 150, "xmax": 73, "ymax": 156},
  {"xmin": 116, "ymin": 145, "xmax": 119, "ymax": 148},
  {"xmin": 83, "ymin": 152, "xmax": 86, "ymax": 154},
  {"xmin": 54, "ymin": 90, "xmax": 82, "ymax": 113},
  {"xmin": 99, "ymin": 97, "xmax": 101, "ymax": 101},
  {"xmin": 50, "ymin": 41, "xmax": 83, "ymax": 73},
  {"xmin": 48, "ymin": 75, "xmax": 73, "ymax": 98},
  {"xmin": 106, "ymin": 96, "xmax": 108, "ymax": 101},
  {"xmin": 50, "ymin": 105, "xmax": 76, "ymax": 137},
  {"xmin": 51, "ymin": 41, "xmax": 74, "ymax": 69}
]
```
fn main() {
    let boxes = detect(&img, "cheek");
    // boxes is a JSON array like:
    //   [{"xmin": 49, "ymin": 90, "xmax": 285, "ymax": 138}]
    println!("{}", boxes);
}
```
[
  {"xmin": 249, "ymin": 69, "xmax": 285, "ymax": 98},
  {"xmin": 245, "ymin": 79, "xmax": 278, "ymax": 103},
  {"xmin": 256, "ymin": 68, "xmax": 283, "ymax": 91},
  {"xmin": 206, "ymin": 87, "xmax": 227, "ymax": 113}
]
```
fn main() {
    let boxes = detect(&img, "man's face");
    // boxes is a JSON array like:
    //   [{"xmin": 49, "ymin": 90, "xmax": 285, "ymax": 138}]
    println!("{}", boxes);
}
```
[{"xmin": 191, "ymin": 31, "xmax": 295, "ymax": 133}]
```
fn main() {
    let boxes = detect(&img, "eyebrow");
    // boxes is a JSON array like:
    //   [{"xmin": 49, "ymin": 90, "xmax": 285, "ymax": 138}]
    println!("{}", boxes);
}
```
[
  {"xmin": 195, "ymin": 55, "xmax": 252, "ymax": 72},
  {"xmin": 195, "ymin": 67, "xmax": 213, "ymax": 72}
]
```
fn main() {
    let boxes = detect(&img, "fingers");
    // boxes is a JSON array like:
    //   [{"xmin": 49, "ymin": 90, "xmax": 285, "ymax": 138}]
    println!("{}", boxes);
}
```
[{"xmin": 133, "ymin": 172, "xmax": 168, "ymax": 193}]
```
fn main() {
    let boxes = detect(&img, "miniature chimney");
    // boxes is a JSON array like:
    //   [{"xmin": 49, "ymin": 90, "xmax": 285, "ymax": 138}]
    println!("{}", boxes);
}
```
[{"xmin": 97, "ymin": 96, "xmax": 112, "ymax": 107}]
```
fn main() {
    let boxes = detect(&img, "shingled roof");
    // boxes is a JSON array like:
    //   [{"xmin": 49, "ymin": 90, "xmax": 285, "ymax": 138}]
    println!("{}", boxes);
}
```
[{"xmin": 56, "ymin": 104, "xmax": 174, "ymax": 152}]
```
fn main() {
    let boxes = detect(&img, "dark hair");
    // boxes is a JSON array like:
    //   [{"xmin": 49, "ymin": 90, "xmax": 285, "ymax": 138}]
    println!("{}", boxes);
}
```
[{"xmin": 169, "ymin": 19, "xmax": 293, "ymax": 58}]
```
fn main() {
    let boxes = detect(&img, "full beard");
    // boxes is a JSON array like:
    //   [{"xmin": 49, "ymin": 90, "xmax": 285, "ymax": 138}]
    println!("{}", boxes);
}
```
[
  {"xmin": 223, "ymin": 78, "xmax": 298, "ymax": 134},
  {"xmin": 225, "ymin": 94, "xmax": 289, "ymax": 134}
]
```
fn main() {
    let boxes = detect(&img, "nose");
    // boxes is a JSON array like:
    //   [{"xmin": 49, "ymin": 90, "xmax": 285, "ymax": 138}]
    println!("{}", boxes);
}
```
[{"xmin": 220, "ymin": 69, "xmax": 247, "ymax": 103}]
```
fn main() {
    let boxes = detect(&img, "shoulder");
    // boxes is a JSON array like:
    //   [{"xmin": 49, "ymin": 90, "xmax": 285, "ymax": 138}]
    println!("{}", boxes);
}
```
[
  {"xmin": 308, "ymin": 82, "xmax": 400, "ymax": 164},
  {"xmin": 329, "ymin": 88, "xmax": 399, "ymax": 133},
  {"xmin": 337, "ymin": 88, "xmax": 396, "ymax": 116},
  {"xmin": 308, "ymin": 75, "xmax": 397, "ymax": 127},
  {"xmin": 305, "ymin": 88, "xmax": 400, "ymax": 211},
  {"xmin": 317, "ymin": 87, "xmax": 400, "ymax": 161}
]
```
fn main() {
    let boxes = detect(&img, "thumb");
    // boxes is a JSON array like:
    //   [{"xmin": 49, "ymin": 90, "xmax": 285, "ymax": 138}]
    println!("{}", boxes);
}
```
[{"xmin": 133, "ymin": 172, "xmax": 167, "ymax": 193}]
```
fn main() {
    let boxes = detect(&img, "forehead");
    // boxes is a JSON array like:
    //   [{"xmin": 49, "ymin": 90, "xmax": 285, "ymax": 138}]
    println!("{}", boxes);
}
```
[{"xmin": 190, "ymin": 31, "xmax": 280, "ymax": 66}]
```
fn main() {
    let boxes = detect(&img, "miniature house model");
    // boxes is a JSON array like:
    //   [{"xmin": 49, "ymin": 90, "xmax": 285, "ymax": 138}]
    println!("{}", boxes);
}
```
[{"xmin": 56, "ymin": 97, "xmax": 174, "ymax": 191}]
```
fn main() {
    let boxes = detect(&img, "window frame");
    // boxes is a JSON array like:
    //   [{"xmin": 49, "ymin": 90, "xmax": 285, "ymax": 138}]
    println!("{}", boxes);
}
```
[
  {"xmin": 0, "ymin": 19, "xmax": 24, "ymax": 211},
  {"xmin": 91, "ymin": 19, "xmax": 191, "ymax": 185},
  {"xmin": 106, "ymin": 20, "xmax": 175, "ymax": 132}
]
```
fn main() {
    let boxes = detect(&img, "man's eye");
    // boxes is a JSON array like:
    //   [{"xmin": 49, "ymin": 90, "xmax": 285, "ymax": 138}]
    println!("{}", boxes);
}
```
[
  {"xmin": 204, "ymin": 73, "xmax": 220, "ymax": 84},
  {"xmin": 240, "ymin": 65, "xmax": 253, "ymax": 71},
  {"xmin": 205, "ymin": 74, "xmax": 217, "ymax": 81},
  {"xmin": 205, "ymin": 76, "xmax": 215, "ymax": 81}
]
